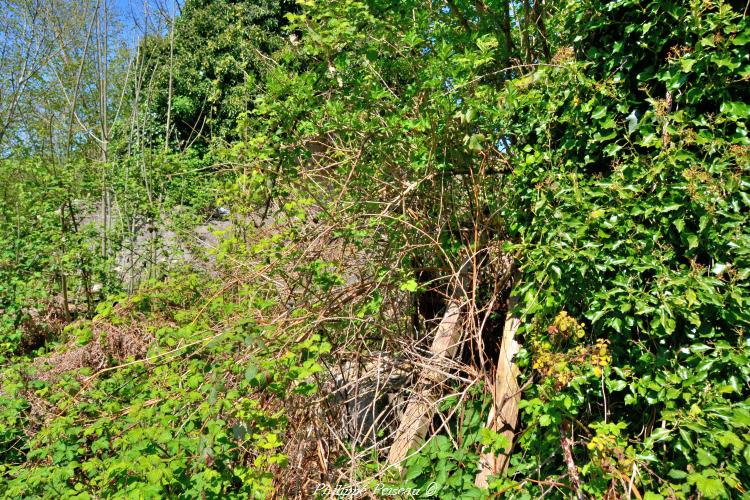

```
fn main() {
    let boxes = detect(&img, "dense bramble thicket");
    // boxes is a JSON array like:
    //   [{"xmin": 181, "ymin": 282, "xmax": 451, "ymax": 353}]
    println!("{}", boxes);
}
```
[{"xmin": 1, "ymin": 0, "xmax": 748, "ymax": 498}]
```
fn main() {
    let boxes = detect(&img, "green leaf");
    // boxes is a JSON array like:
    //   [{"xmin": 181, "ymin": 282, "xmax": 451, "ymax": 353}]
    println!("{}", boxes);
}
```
[
  {"xmin": 647, "ymin": 427, "xmax": 671, "ymax": 444},
  {"xmin": 467, "ymin": 133, "xmax": 485, "ymax": 151},
  {"xmin": 400, "ymin": 279, "xmax": 418, "ymax": 292},
  {"xmin": 732, "ymin": 31, "xmax": 750, "ymax": 45},
  {"xmin": 592, "ymin": 106, "xmax": 608, "ymax": 120},
  {"xmin": 693, "ymin": 475, "xmax": 726, "ymax": 499},
  {"xmin": 607, "ymin": 379, "xmax": 627, "ymax": 391},
  {"xmin": 711, "ymin": 263, "xmax": 727, "ymax": 276},
  {"xmin": 668, "ymin": 469, "xmax": 688, "ymax": 480},
  {"xmin": 404, "ymin": 461, "xmax": 424, "ymax": 481},
  {"xmin": 687, "ymin": 234, "xmax": 699, "ymax": 250},
  {"xmin": 720, "ymin": 101, "xmax": 750, "ymax": 119},
  {"xmin": 696, "ymin": 448, "xmax": 718, "ymax": 466},
  {"xmin": 680, "ymin": 58, "xmax": 697, "ymax": 73},
  {"xmin": 643, "ymin": 493, "xmax": 664, "ymax": 500},
  {"xmin": 244, "ymin": 364, "xmax": 259, "ymax": 381}
]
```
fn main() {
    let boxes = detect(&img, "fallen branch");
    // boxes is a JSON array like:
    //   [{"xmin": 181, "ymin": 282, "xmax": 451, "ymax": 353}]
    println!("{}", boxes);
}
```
[{"xmin": 385, "ymin": 259, "xmax": 475, "ymax": 468}]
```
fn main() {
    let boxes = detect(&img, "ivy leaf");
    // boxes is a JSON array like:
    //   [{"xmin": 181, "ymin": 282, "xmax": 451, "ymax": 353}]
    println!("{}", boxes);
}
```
[
  {"xmin": 626, "ymin": 110, "xmax": 639, "ymax": 134},
  {"xmin": 687, "ymin": 234, "xmax": 699, "ymax": 249},
  {"xmin": 680, "ymin": 58, "xmax": 697, "ymax": 73},
  {"xmin": 661, "ymin": 204, "xmax": 681, "ymax": 212},
  {"xmin": 607, "ymin": 379, "xmax": 627, "ymax": 391},
  {"xmin": 711, "ymin": 263, "xmax": 727, "ymax": 276},
  {"xmin": 592, "ymin": 106, "xmax": 608, "ymax": 120},
  {"xmin": 646, "ymin": 427, "xmax": 672, "ymax": 445}
]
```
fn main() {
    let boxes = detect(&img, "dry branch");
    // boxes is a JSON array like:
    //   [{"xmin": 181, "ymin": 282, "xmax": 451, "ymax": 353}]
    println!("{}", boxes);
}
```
[
  {"xmin": 386, "ymin": 297, "xmax": 464, "ymax": 467},
  {"xmin": 561, "ymin": 419, "xmax": 584, "ymax": 500}
]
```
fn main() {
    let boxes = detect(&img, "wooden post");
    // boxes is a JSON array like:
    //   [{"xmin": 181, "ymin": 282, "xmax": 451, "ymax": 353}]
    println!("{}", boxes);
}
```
[
  {"xmin": 475, "ymin": 293, "xmax": 521, "ymax": 487},
  {"xmin": 387, "ymin": 261, "xmax": 474, "ymax": 467},
  {"xmin": 387, "ymin": 297, "xmax": 464, "ymax": 466}
]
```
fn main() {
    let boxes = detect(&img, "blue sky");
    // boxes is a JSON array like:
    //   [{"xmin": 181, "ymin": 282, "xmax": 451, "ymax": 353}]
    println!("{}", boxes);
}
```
[
  {"xmin": 113, "ymin": 0, "xmax": 176, "ymax": 47},
  {"xmin": 114, "ymin": 0, "xmax": 147, "ymax": 44}
]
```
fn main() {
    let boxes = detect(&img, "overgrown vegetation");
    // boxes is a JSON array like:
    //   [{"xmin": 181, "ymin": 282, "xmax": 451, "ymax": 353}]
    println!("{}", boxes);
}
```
[{"xmin": 1, "ymin": 0, "xmax": 748, "ymax": 498}]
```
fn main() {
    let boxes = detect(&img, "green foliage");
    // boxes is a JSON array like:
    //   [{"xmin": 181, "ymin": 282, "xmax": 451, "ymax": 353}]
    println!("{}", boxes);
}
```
[
  {"xmin": 2, "ymin": 0, "xmax": 749, "ymax": 497},
  {"xmin": 394, "ymin": 387, "xmax": 491, "ymax": 499},
  {"xmin": 0, "ymin": 270, "xmax": 329, "ymax": 498},
  {"xmin": 137, "ymin": 0, "xmax": 297, "ymax": 147},
  {"xmin": 248, "ymin": 0, "xmax": 749, "ymax": 496},
  {"xmin": 496, "ymin": 0, "xmax": 750, "ymax": 496},
  {"xmin": 0, "ymin": 147, "xmax": 219, "ymax": 362},
  {"xmin": 0, "ymin": 158, "xmax": 103, "ymax": 359}
]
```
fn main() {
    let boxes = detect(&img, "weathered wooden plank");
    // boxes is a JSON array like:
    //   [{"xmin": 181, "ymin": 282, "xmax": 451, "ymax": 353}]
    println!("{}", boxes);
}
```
[
  {"xmin": 475, "ymin": 294, "xmax": 521, "ymax": 487},
  {"xmin": 386, "ymin": 298, "xmax": 464, "ymax": 466}
]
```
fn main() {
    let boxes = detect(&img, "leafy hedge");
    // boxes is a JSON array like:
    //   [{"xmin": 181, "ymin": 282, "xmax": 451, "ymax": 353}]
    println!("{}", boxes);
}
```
[{"xmin": 498, "ymin": 0, "xmax": 750, "ymax": 496}]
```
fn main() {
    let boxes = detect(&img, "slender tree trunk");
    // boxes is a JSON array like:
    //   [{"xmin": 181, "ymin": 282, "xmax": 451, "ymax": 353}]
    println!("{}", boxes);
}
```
[
  {"xmin": 502, "ymin": 0, "xmax": 515, "ymax": 62},
  {"xmin": 533, "ymin": 0, "xmax": 551, "ymax": 62},
  {"xmin": 58, "ymin": 205, "xmax": 71, "ymax": 322},
  {"xmin": 164, "ymin": 0, "xmax": 175, "ymax": 152},
  {"xmin": 522, "ymin": 0, "xmax": 534, "ymax": 63},
  {"xmin": 95, "ymin": 0, "xmax": 110, "ymax": 261}
]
